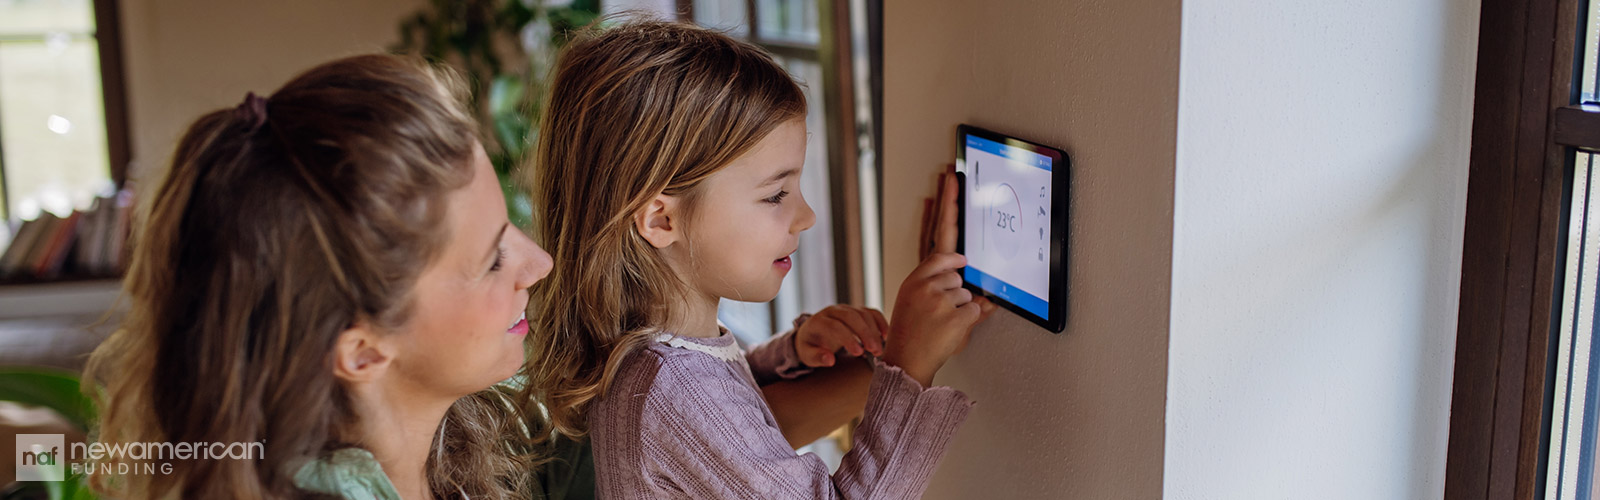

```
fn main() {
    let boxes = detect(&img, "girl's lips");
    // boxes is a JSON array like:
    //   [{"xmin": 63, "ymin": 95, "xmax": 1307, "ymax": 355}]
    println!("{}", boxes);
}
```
[{"xmin": 774, "ymin": 255, "xmax": 792, "ymax": 271}]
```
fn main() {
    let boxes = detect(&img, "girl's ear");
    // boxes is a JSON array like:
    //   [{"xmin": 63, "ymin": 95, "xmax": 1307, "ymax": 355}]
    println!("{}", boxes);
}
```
[
  {"xmin": 634, "ymin": 194, "xmax": 681, "ymax": 249},
  {"xmin": 332, "ymin": 322, "xmax": 395, "ymax": 384}
]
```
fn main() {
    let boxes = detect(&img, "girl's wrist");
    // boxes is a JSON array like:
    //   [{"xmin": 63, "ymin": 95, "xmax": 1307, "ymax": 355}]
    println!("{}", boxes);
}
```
[{"xmin": 881, "ymin": 352, "xmax": 938, "ymax": 387}]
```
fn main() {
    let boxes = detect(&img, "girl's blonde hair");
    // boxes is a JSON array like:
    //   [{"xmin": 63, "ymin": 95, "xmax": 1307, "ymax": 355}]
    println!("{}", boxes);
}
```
[
  {"xmin": 521, "ymin": 20, "xmax": 806, "ymax": 439},
  {"xmin": 84, "ymin": 54, "xmax": 529, "ymax": 499}
]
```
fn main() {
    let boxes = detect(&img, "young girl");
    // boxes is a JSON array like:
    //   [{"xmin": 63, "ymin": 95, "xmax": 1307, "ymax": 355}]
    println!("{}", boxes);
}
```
[
  {"xmin": 523, "ymin": 21, "xmax": 992, "ymax": 498},
  {"xmin": 84, "ymin": 55, "xmax": 553, "ymax": 499}
]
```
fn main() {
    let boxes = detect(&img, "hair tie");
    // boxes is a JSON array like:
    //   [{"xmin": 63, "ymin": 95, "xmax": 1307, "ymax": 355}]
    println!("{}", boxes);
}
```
[{"xmin": 234, "ymin": 92, "xmax": 269, "ymax": 132}]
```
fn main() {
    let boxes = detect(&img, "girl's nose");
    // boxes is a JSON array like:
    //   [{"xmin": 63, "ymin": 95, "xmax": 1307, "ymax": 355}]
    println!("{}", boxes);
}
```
[{"xmin": 794, "ymin": 193, "xmax": 817, "ymax": 233}]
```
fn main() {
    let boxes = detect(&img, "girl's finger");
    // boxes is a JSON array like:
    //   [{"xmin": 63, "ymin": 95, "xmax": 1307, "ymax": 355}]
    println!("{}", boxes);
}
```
[
  {"xmin": 846, "ymin": 307, "xmax": 885, "ymax": 355},
  {"xmin": 812, "ymin": 316, "xmax": 863, "ymax": 356},
  {"xmin": 799, "ymin": 336, "xmax": 838, "ymax": 366},
  {"xmin": 804, "ymin": 346, "xmax": 836, "ymax": 367},
  {"xmin": 976, "ymin": 296, "xmax": 998, "ymax": 322},
  {"xmin": 911, "ymin": 253, "xmax": 967, "ymax": 280},
  {"xmin": 831, "ymin": 308, "xmax": 876, "ymax": 348},
  {"xmin": 929, "ymin": 270, "xmax": 963, "ymax": 291},
  {"xmin": 919, "ymin": 197, "xmax": 936, "ymax": 260},
  {"xmin": 828, "ymin": 328, "xmax": 866, "ymax": 356},
  {"xmin": 943, "ymin": 287, "xmax": 974, "ymax": 308},
  {"xmin": 933, "ymin": 170, "xmax": 960, "ymax": 254}
]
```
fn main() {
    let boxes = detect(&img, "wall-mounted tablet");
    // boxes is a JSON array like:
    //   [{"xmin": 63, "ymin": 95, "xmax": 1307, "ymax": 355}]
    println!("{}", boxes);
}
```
[{"xmin": 955, "ymin": 124, "xmax": 1069, "ymax": 333}]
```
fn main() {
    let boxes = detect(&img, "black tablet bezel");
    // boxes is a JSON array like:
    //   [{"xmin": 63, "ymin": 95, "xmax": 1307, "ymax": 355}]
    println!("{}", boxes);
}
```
[{"xmin": 954, "ymin": 124, "xmax": 1069, "ymax": 333}]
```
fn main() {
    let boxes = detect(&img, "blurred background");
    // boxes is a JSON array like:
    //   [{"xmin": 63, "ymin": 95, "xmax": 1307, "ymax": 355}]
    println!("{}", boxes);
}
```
[
  {"xmin": 0, "ymin": 0, "xmax": 885, "ymax": 375},
  {"xmin": 0, "ymin": 0, "xmax": 886, "ymax": 493},
  {"xmin": 0, "ymin": 0, "xmax": 1502, "ymax": 498}
]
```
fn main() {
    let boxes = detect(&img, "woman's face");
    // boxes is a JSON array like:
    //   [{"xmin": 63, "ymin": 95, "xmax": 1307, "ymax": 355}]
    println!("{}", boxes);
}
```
[
  {"xmin": 678, "ymin": 118, "xmax": 815, "ymax": 303},
  {"xmin": 388, "ymin": 142, "xmax": 550, "ymax": 398}
]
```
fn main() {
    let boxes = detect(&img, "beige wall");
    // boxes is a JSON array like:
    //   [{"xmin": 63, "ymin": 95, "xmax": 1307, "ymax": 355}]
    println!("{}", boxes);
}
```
[
  {"xmin": 117, "ymin": 0, "xmax": 429, "ymax": 184},
  {"xmin": 882, "ymin": 1, "xmax": 1180, "ymax": 498}
]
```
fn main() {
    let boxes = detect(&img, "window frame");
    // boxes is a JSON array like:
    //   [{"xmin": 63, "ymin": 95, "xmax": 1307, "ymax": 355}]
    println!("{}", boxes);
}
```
[
  {"xmin": 1445, "ymin": 0, "xmax": 1587, "ymax": 498},
  {"xmin": 93, "ymin": 0, "xmax": 131, "ymax": 188}
]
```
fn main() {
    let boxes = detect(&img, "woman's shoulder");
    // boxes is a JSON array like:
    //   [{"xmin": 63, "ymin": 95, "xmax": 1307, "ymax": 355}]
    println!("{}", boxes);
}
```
[
  {"xmin": 485, "ymin": 377, "xmax": 598, "ymax": 500},
  {"xmin": 539, "ymin": 432, "xmax": 597, "ymax": 500},
  {"xmin": 293, "ymin": 448, "xmax": 403, "ymax": 500}
]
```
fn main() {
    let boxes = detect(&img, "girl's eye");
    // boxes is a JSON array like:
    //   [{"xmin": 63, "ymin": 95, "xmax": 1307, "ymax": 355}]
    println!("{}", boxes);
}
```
[
  {"xmin": 490, "ymin": 248, "xmax": 507, "ymax": 272},
  {"xmin": 763, "ymin": 190, "xmax": 790, "ymax": 205}
]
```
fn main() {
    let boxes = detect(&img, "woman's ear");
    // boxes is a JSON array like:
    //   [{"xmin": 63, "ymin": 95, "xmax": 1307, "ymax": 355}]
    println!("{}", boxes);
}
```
[
  {"xmin": 332, "ymin": 322, "xmax": 395, "ymax": 384},
  {"xmin": 634, "ymin": 194, "xmax": 682, "ymax": 249}
]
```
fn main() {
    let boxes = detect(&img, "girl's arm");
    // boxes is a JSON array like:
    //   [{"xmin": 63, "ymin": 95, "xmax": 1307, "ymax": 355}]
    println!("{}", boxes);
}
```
[
  {"xmin": 748, "ymin": 309, "xmax": 885, "ymax": 448},
  {"xmin": 760, "ymin": 357, "xmax": 872, "ymax": 448},
  {"xmin": 746, "ymin": 315, "xmax": 817, "ymax": 385},
  {"xmin": 749, "ymin": 306, "xmax": 889, "ymax": 383}
]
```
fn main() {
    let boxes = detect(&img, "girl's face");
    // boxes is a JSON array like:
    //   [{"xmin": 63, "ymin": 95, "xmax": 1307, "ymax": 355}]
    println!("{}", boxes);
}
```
[
  {"xmin": 388, "ymin": 143, "xmax": 551, "ymax": 398},
  {"xmin": 680, "ymin": 118, "xmax": 815, "ymax": 303}
]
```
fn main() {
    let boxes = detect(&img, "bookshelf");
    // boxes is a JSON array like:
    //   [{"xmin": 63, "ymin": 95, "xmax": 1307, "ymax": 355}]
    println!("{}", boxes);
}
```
[{"xmin": 0, "ymin": 192, "xmax": 128, "ymax": 287}]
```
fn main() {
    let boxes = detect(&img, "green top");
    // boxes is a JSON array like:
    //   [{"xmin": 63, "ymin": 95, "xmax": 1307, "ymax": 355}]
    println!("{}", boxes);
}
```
[
  {"xmin": 293, "ymin": 448, "xmax": 403, "ymax": 500},
  {"xmin": 293, "ymin": 380, "xmax": 595, "ymax": 500},
  {"xmin": 293, "ymin": 435, "xmax": 594, "ymax": 500}
]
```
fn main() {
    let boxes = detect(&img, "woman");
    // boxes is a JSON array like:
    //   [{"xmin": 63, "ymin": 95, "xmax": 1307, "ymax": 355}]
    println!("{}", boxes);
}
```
[{"xmin": 84, "ymin": 54, "xmax": 550, "ymax": 499}]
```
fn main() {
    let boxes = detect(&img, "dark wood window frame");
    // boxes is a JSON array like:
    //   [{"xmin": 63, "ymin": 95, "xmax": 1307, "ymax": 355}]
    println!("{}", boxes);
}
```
[
  {"xmin": 1445, "ymin": 0, "xmax": 1590, "ymax": 498},
  {"xmin": 94, "ymin": 0, "xmax": 131, "ymax": 188}
]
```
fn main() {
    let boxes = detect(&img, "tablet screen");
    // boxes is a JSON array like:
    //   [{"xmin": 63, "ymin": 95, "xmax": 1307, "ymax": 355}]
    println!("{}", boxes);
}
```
[{"xmin": 961, "ymin": 133, "xmax": 1055, "ymax": 320}]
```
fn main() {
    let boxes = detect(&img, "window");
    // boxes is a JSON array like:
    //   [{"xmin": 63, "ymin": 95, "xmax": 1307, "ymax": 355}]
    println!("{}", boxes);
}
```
[
  {"xmin": 0, "ymin": 0, "xmax": 129, "ymax": 282},
  {"xmin": 1549, "ymin": 150, "xmax": 1600, "ymax": 500},
  {"xmin": 1543, "ymin": 6, "xmax": 1600, "ymax": 498},
  {"xmin": 1446, "ymin": 0, "xmax": 1600, "ymax": 499}
]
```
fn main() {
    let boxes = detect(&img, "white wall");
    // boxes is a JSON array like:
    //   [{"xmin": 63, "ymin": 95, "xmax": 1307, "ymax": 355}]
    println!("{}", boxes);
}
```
[
  {"xmin": 1165, "ymin": 0, "xmax": 1480, "ymax": 498},
  {"xmin": 883, "ymin": 1, "xmax": 1181, "ymax": 498},
  {"xmin": 118, "ymin": 0, "xmax": 428, "ymax": 184}
]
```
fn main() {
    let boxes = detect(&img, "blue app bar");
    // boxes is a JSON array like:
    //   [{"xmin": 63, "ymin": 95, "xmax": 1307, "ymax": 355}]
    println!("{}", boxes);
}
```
[
  {"xmin": 963, "ymin": 266, "xmax": 1049, "ymax": 319},
  {"xmin": 966, "ymin": 135, "xmax": 1053, "ymax": 171}
]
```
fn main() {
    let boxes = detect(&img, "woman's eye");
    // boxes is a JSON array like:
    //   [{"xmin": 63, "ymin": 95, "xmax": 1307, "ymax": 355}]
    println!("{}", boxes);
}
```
[
  {"xmin": 489, "ymin": 248, "xmax": 507, "ymax": 272},
  {"xmin": 763, "ymin": 190, "xmax": 790, "ymax": 204}
]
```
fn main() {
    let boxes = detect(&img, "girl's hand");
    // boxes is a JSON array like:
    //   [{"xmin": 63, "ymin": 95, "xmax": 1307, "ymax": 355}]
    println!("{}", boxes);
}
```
[
  {"xmin": 883, "ymin": 169, "xmax": 998, "ymax": 387},
  {"xmin": 920, "ymin": 168, "xmax": 998, "ymax": 323},
  {"xmin": 793, "ymin": 305, "xmax": 889, "ymax": 367},
  {"xmin": 885, "ymin": 253, "xmax": 982, "ymax": 387}
]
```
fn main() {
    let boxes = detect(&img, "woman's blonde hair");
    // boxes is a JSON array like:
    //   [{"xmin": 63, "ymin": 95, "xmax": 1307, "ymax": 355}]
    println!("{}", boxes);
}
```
[
  {"xmin": 84, "ymin": 54, "xmax": 529, "ymax": 499},
  {"xmin": 521, "ymin": 19, "xmax": 807, "ymax": 440}
]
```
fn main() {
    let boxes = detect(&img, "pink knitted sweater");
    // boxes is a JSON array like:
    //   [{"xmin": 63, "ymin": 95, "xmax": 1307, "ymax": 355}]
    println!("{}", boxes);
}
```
[{"xmin": 588, "ymin": 328, "xmax": 974, "ymax": 499}]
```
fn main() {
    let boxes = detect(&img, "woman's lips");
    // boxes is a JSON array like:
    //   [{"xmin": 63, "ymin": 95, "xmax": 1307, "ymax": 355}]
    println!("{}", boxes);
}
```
[{"xmin": 507, "ymin": 312, "xmax": 529, "ymax": 335}]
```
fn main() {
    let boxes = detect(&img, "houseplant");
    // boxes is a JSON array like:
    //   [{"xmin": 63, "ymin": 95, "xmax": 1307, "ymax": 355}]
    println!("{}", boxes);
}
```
[
  {"xmin": 394, "ymin": 0, "xmax": 601, "ymax": 228},
  {"xmin": 0, "ymin": 366, "xmax": 96, "ymax": 500}
]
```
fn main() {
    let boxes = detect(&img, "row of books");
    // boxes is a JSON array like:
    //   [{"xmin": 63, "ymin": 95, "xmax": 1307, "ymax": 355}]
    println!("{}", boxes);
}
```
[{"xmin": 0, "ymin": 192, "xmax": 131, "ymax": 280}]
